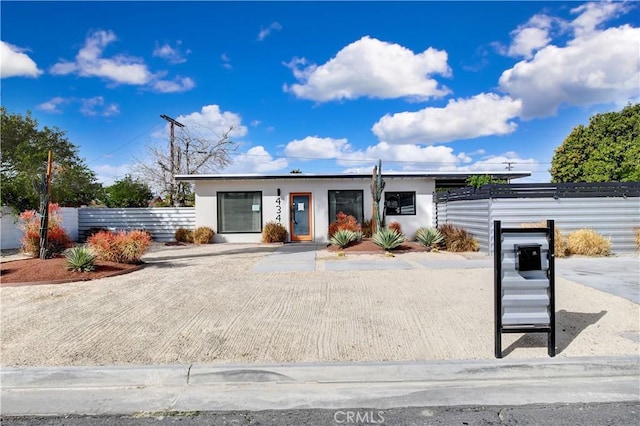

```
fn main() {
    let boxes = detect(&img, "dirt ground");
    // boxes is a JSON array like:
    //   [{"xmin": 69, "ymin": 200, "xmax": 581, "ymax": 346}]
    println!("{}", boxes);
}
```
[{"xmin": 1, "ymin": 243, "xmax": 638, "ymax": 367}]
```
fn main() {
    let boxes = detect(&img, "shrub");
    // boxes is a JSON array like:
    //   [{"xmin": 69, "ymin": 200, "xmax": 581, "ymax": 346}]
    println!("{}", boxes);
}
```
[
  {"xmin": 438, "ymin": 224, "xmax": 479, "ymax": 252},
  {"xmin": 18, "ymin": 204, "xmax": 73, "ymax": 257},
  {"xmin": 566, "ymin": 229, "xmax": 611, "ymax": 256},
  {"xmin": 330, "ymin": 229, "xmax": 358, "ymax": 249},
  {"xmin": 521, "ymin": 221, "xmax": 567, "ymax": 258},
  {"xmin": 262, "ymin": 221, "xmax": 288, "ymax": 243},
  {"xmin": 193, "ymin": 227, "xmax": 215, "ymax": 244},
  {"xmin": 372, "ymin": 228, "xmax": 405, "ymax": 251},
  {"xmin": 388, "ymin": 221, "xmax": 402, "ymax": 235},
  {"xmin": 87, "ymin": 230, "xmax": 152, "ymax": 264},
  {"xmin": 65, "ymin": 246, "xmax": 97, "ymax": 272},
  {"xmin": 361, "ymin": 220, "xmax": 373, "ymax": 238},
  {"xmin": 415, "ymin": 227, "xmax": 444, "ymax": 248},
  {"xmin": 175, "ymin": 227, "xmax": 194, "ymax": 243},
  {"xmin": 328, "ymin": 211, "xmax": 361, "ymax": 238}
]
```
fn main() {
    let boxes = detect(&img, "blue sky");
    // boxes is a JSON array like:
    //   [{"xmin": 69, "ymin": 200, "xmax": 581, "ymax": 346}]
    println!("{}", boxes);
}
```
[{"xmin": 2, "ymin": 1, "xmax": 638, "ymax": 185}]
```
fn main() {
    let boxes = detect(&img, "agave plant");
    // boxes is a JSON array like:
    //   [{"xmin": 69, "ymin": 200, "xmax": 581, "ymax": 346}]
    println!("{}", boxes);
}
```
[
  {"xmin": 372, "ymin": 228, "xmax": 405, "ymax": 251},
  {"xmin": 330, "ymin": 229, "xmax": 358, "ymax": 249},
  {"xmin": 415, "ymin": 227, "xmax": 444, "ymax": 248},
  {"xmin": 65, "ymin": 246, "xmax": 97, "ymax": 272}
]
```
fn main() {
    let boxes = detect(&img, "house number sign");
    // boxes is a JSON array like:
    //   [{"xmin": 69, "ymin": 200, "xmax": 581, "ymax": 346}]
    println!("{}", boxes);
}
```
[{"xmin": 275, "ymin": 197, "xmax": 282, "ymax": 223}]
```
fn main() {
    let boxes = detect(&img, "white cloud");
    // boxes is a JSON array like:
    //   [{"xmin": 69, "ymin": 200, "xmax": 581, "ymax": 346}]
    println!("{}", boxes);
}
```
[
  {"xmin": 0, "ymin": 41, "xmax": 42, "ymax": 78},
  {"xmin": 499, "ymin": 25, "xmax": 640, "ymax": 118},
  {"xmin": 504, "ymin": 14, "xmax": 555, "ymax": 59},
  {"xmin": 51, "ymin": 30, "xmax": 152, "ymax": 85},
  {"xmin": 151, "ymin": 76, "xmax": 195, "ymax": 93},
  {"xmin": 176, "ymin": 105, "xmax": 248, "ymax": 139},
  {"xmin": 459, "ymin": 152, "xmax": 538, "ymax": 173},
  {"xmin": 339, "ymin": 143, "xmax": 470, "ymax": 171},
  {"xmin": 50, "ymin": 30, "xmax": 195, "ymax": 93},
  {"xmin": 93, "ymin": 163, "xmax": 134, "ymax": 186},
  {"xmin": 153, "ymin": 41, "xmax": 189, "ymax": 64},
  {"xmin": 37, "ymin": 97, "xmax": 67, "ymax": 113},
  {"xmin": 258, "ymin": 22, "xmax": 282, "ymax": 41},
  {"xmin": 372, "ymin": 93, "xmax": 522, "ymax": 145},
  {"xmin": 284, "ymin": 36, "xmax": 451, "ymax": 102},
  {"xmin": 284, "ymin": 136, "xmax": 351, "ymax": 159},
  {"xmin": 79, "ymin": 96, "xmax": 120, "ymax": 117},
  {"xmin": 38, "ymin": 96, "xmax": 119, "ymax": 116},
  {"xmin": 570, "ymin": 1, "xmax": 628, "ymax": 38},
  {"xmin": 225, "ymin": 146, "xmax": 288, "ymax": 173},
  {"xmin": 221, "ymin": 53, "xmax": 232, "ymax": 69},
  {"xmin": 282, "ymin": 137, "xmax": 470, "ymax": 171}
]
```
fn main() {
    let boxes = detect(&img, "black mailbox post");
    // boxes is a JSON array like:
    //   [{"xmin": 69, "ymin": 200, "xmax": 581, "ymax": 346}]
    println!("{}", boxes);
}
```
[{"xmin": 495, "ymin": 220, "xmax": 555, "ymax": 358}]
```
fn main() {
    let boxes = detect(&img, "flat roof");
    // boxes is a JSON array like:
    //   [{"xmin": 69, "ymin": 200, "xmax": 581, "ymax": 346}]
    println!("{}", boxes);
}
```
[{"xmin": 175, "ymin": 171, "xmax": 530, "ymax": 182}]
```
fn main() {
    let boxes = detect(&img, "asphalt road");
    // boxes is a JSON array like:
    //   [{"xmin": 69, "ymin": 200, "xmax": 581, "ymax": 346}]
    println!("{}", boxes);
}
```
[{"xmin": 3, "ymin": 402, "xmax": 639, "ymax": 425}]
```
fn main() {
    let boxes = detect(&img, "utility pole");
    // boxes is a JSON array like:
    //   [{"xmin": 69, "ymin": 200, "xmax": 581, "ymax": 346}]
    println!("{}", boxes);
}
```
[
  {"xmin": 160, "ymin": 114, "xmax": 185, "ymax": 206},
  {"xmin": 503, "ymin": 161, "xmax": 515, "ymax": 184},
  {"xmin": 39, "ymin": 150, "xmax": 53, "ymax": 259}
]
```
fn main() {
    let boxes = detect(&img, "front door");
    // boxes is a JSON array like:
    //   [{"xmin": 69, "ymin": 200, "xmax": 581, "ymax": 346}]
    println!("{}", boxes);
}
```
[{"xmin": 290, "ymin": 193, "xmax": 313, "ymax": 241}]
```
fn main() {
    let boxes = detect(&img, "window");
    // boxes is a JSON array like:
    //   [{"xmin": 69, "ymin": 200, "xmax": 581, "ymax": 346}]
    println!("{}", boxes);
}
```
[
  {"xmin": 328, "ymin": 190, "xmax": 364, "ymax": 224},
  {"xmin": 384, "ymin": 191, "xmax": 416, "ymax": 215},
  {"xmin": 217, "ymin": 192, "xmax": 262, "ymax": 233}
]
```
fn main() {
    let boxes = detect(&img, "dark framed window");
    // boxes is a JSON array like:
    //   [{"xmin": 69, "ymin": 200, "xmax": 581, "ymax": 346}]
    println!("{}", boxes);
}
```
[
  {"xmin": 384, "ymin": 191, "xmax": 416, "ymax": 216},
  {"xmin": 328, "ymin": 190, "xmax": 364, "ymax": 224},
  {"xmin": 217, "ymin": 191, "xmax": 262, "ymax": 233}
]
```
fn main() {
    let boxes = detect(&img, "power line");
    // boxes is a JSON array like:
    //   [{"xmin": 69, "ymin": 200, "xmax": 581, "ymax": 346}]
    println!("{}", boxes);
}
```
[{"xmin": 87, "ymin": 122, "xmax": 164, "ymax": 165}]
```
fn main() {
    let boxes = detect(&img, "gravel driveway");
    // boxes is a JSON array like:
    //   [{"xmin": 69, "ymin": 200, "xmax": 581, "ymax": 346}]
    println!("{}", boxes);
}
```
[{"xmin": 1, "ymin": 243, "xmax": 637, "ymax": 366}]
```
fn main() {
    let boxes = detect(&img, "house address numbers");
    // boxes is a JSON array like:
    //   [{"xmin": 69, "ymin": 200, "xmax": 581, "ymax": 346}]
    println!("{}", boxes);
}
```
[{"xmin": 275, "ymin": 196, "xmax": 282, "ymax": 224}]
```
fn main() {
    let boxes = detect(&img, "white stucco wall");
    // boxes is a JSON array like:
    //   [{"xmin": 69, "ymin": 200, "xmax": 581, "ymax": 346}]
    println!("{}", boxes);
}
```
[
  {"xmin": 1, "ymin": 206, "xmax": 79, "ymax": 250},
  {"xmin": 194, "ymin": 176, "xmax": 436, "ymax": 243}
]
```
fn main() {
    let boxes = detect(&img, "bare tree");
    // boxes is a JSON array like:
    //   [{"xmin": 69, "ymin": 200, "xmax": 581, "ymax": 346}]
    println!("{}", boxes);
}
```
[{"xmin": 139, "ymin": 126, "xmax": 236, "ymax": 206}]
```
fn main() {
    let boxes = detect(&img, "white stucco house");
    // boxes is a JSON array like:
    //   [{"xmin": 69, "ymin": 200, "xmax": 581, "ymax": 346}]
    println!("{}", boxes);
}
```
[{"xmin": 175, "ymin": 171, "xmax": 529, "ymax": 243}]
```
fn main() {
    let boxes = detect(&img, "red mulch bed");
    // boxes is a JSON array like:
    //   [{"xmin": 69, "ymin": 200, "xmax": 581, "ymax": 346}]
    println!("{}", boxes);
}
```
[
  {"xmin": 326, "ymin": 239, "xmax": 428, "ymax": 254},
  {"xmin": 0, "ymin": 257, "xmax": 143, "ymax": 286}
]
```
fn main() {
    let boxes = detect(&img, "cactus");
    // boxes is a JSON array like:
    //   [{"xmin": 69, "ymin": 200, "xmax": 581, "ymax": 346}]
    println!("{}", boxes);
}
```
[{"xmin": 370, "ymin": 159, "xmax": 386, "ymax": 234}]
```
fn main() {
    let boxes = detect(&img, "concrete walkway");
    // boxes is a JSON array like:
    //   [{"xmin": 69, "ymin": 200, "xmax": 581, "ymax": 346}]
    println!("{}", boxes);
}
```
[
  {"xmin": 251, "ymin": 244, "xmax": 638, "ymax": 303},
  {"xmin": 252, "ymin": 243, "xmax": 320, "ymax": 272},
  {"xmin": 2, "ymin": 356, "xmax": 638, "ymax": 416}
]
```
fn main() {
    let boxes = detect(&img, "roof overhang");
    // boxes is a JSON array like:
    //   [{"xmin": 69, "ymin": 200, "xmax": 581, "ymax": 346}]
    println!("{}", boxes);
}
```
[{"xmin": 175, "ymin": 171, "xmax": 530, "ymax": 184}]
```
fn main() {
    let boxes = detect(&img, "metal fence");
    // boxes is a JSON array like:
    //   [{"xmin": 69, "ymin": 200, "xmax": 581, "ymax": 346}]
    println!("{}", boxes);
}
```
[
  {"xmin": 435, "ymin": 183, "xmax": 640, "ymax": 254},
  {"xmin": 78, "ymin": 207, "xmax": 195, "ymax": 242}
]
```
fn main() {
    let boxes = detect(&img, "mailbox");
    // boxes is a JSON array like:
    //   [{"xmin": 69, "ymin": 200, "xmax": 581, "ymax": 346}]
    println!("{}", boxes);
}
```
[
  {"xmin": 515, "ymin": 243, "xmax": 542, "ymax": 271},
  {"xmin": 494, "ymin": 220, "xmax": 555, "ymax": 358}
]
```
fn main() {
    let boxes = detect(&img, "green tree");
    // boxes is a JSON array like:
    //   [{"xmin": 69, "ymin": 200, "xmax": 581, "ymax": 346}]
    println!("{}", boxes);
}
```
[
  {"xmin": 466, "ymin": 174, "xmax": 507, "ymax": 188},
  {"xmin": 105, "ymin": 175, "xmax": 154, "ymax": 207},
  {"xmin": 550, "ymin": 103, "xmax": 640, "ymax": 182},
  {"xmin": 1, "ymin": 107, "xmax": 103, "ymax": 211}
]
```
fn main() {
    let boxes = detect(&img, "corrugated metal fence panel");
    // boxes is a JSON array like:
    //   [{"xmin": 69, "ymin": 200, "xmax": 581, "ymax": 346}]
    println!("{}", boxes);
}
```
[
  {"xmin": 78, "ymin": 208, "xmax": 195, "ymax": 242},
  {"xmin": 435, "ymin": 199, "xmax": 491, "ymax": 252},
  {"xmin": 490, "ymin": 198, "xmax": 640, "ymax": 254}
]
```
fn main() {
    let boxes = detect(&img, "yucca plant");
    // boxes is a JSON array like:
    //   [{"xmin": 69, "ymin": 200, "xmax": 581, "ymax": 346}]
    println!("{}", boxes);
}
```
[
  {"xmin": 372, "ymin": 228, "xmax": 405, "ymax": 251},
  {"xmin": 415, "ymin": 227, "xmax": 444, "ymax": 248},
  {"xmin": 65, "ymin": 246, "xmax": 97, "ymax": 272},
  {"xmin": 330, "ymin": 229, "xmax": 358, "ymax": 249}
]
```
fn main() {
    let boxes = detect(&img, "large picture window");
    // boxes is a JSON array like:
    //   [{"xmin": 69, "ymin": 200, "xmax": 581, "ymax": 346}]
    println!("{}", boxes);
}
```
[
  {"xmin": 328, "ymin": 190, "xmax": 364, "ymax": 224},
  {"xmin": 384, "ymin": 191, "xmax": 416, "ymax": 215},
  {"xmin": 217, "ymin": 192, "xmax": 262, "ymax": 233}
]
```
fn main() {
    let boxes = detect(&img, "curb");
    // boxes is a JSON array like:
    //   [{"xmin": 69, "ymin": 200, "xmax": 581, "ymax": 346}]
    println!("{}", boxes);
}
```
[{"xmin": 2, "ymin": 356, "xmax": 638, "ymax": 416}]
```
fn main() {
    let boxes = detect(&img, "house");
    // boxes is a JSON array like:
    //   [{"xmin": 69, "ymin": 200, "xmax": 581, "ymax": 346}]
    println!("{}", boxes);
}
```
[{"xmin": 175, "ymin": 171, "xmax": 530, "ymax": 243}]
